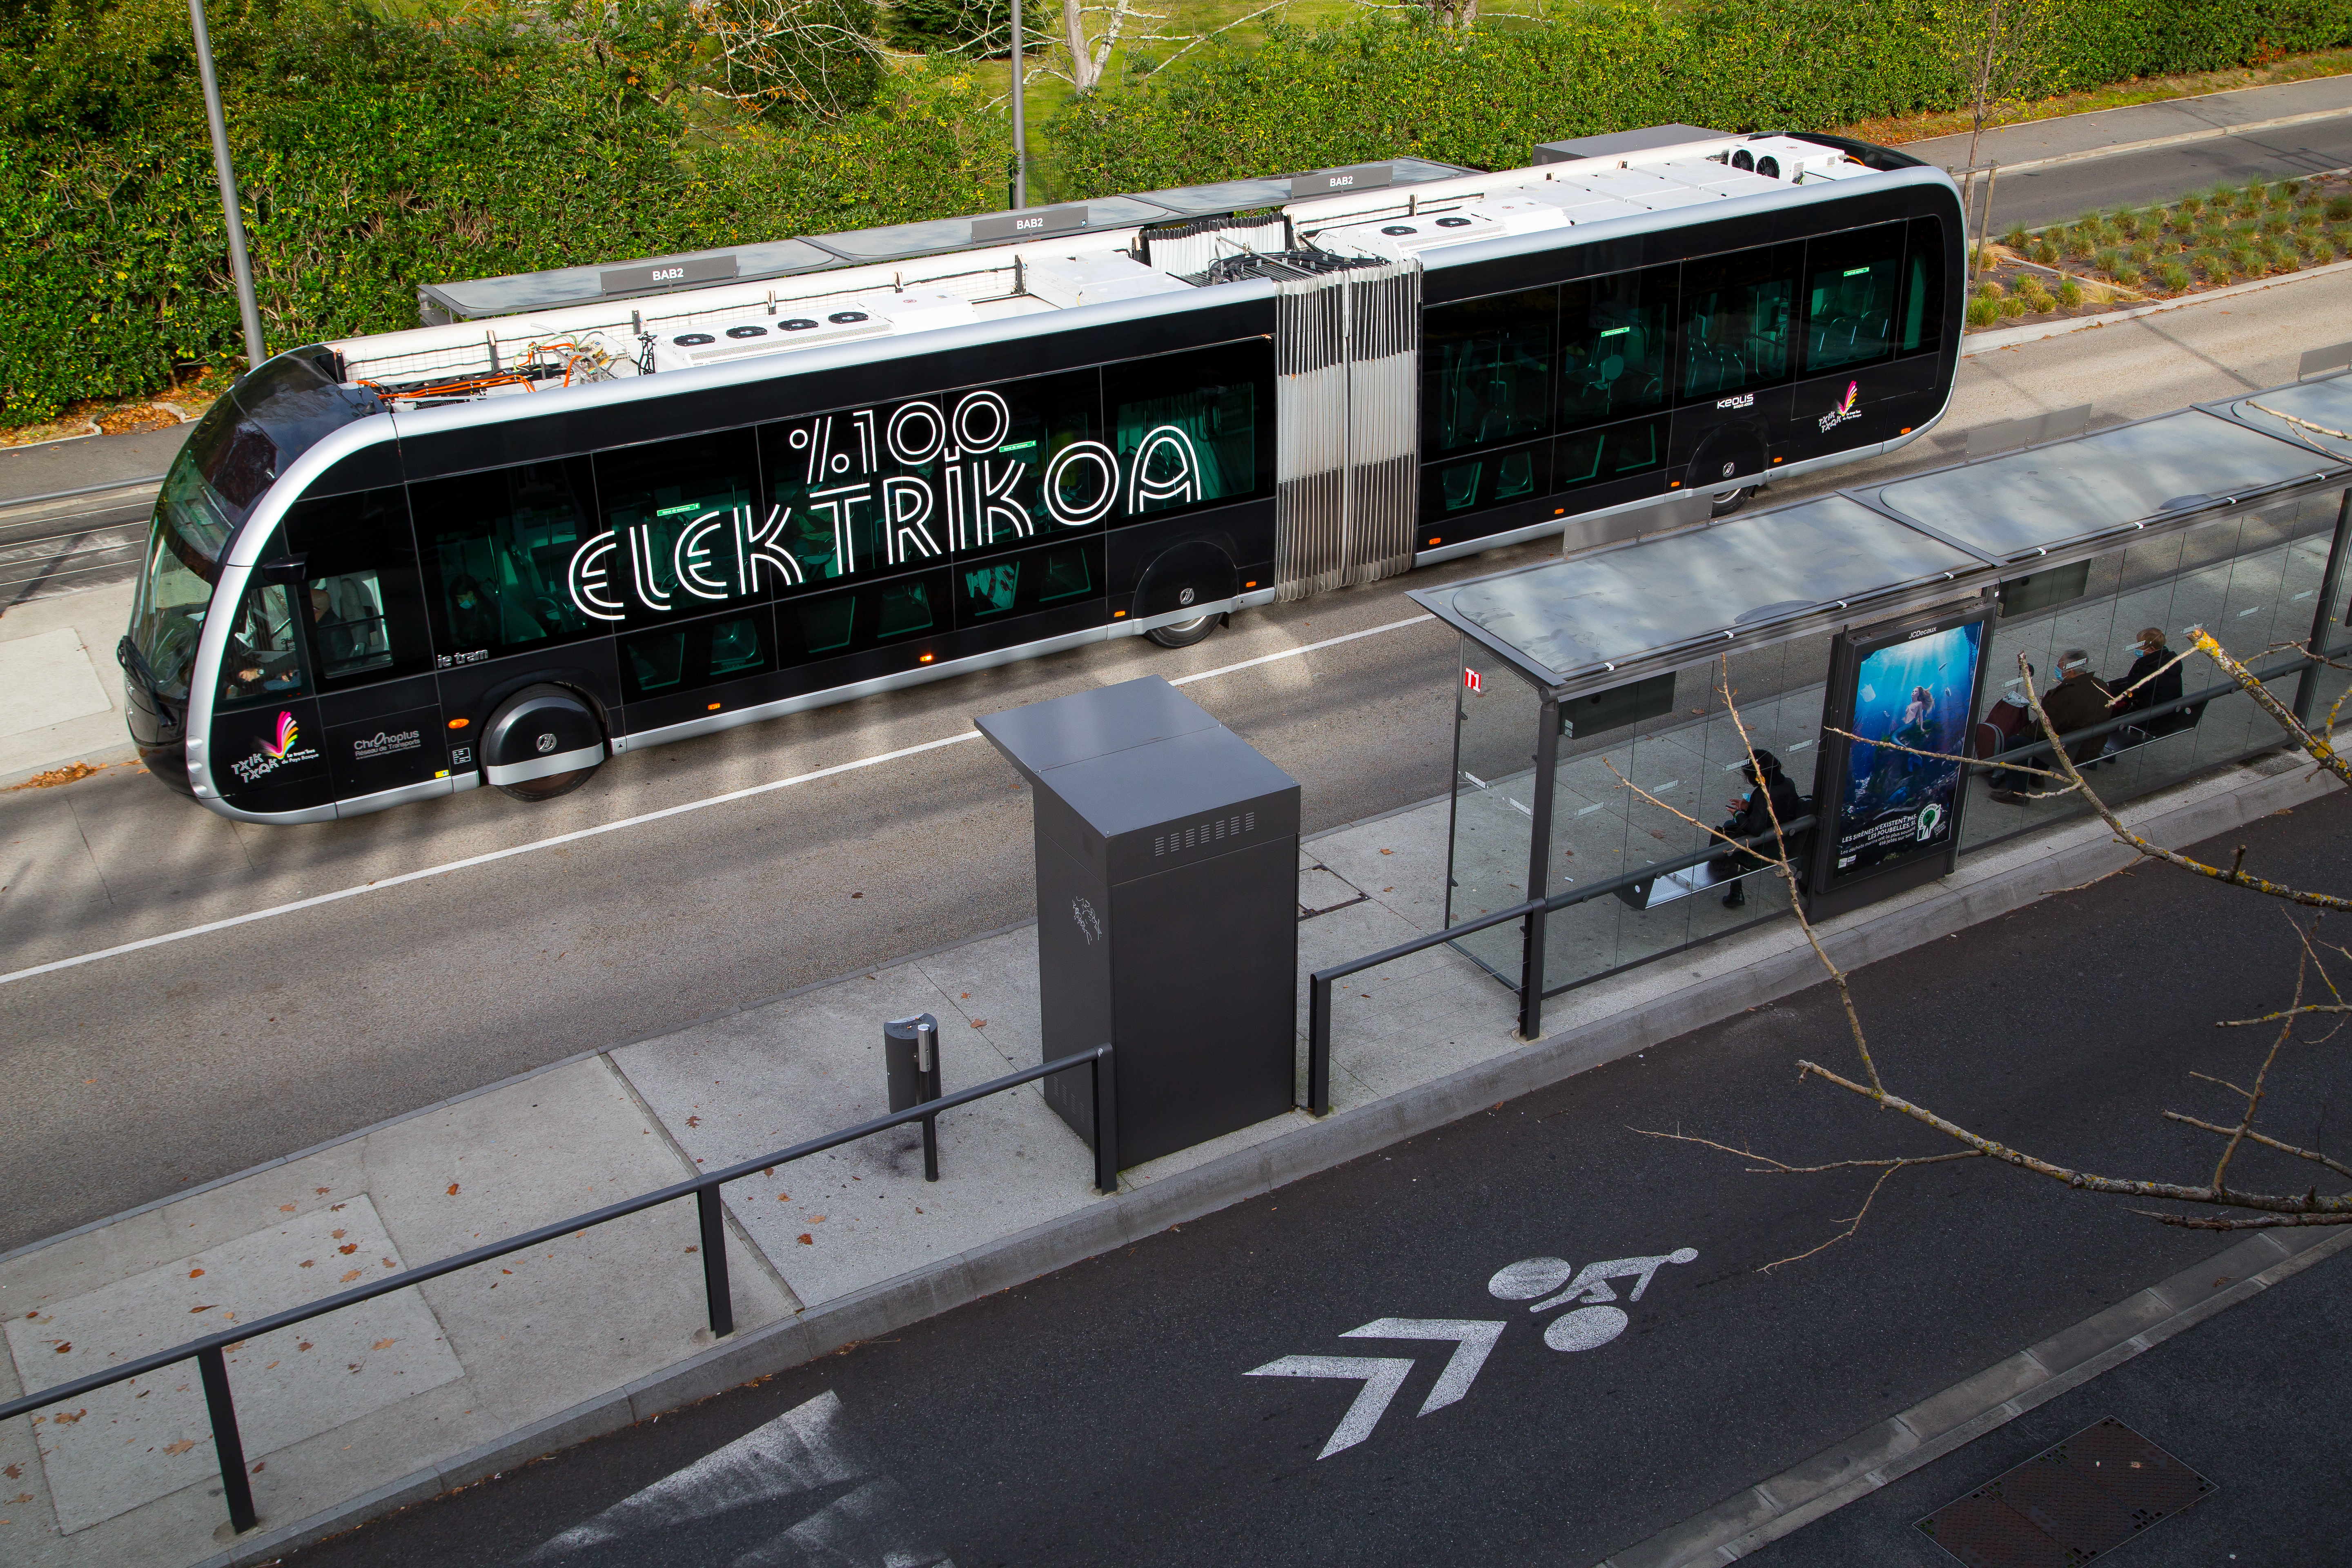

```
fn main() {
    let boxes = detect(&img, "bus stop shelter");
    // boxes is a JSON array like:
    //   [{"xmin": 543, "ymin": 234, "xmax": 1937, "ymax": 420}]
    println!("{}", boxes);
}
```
[{"xmin": 1406, "ymin": 372, "xmax": 2352, "ymax": 1028}]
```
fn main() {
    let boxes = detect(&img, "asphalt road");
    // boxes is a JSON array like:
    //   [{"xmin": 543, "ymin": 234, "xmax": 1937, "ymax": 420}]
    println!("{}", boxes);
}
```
[
  {"xmin": 1987, "ymin": 116, "xmax": 2352, "ymax": 230},
  {"xmin": 4, "ymin": 261, "xmax": 2350, "ymax": 1255},
  {"xmin": 278, "ymin": 790, "xmax": 2352, "ymax": 1568}
]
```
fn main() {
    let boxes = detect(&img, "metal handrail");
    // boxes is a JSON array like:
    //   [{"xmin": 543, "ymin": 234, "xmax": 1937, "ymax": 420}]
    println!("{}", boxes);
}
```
[
  {"xmin": 1303, "ymin": 817, "xmax": 1815, "ymax": 1114},
  {"xmin": 0, "ymin": 1043, "xmax": 1118, "ymax": 1537}
]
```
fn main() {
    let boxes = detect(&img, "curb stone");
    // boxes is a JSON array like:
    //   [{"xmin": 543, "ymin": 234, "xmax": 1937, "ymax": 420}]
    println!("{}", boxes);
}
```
[{"xmin": 1595, "ymin": 1226, "xmax": 2352, "ymax": 1567}]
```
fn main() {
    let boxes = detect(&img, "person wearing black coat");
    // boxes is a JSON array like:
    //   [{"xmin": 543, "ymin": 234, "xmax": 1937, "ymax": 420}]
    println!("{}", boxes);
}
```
[
  {"xmin": 2111, "ymin": 626, "xmax": 2189, "ymax": 736},
  {"xmin": 1717, "ymin": 749, "xmax": 1804, "ymax": 908}
]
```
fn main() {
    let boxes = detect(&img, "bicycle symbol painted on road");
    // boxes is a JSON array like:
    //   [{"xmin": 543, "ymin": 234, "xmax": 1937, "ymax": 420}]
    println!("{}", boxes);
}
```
[{"xmin": 1244, "ymin": 1245, "xmax": 1697, "ymax": 1459}]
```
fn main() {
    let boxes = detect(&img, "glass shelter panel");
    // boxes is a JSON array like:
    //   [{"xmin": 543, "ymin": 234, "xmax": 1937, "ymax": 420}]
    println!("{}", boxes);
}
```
[
  {"xmin": 1539, "ymin": 638, "xmax": 1830, "ymax": 993},
  {"xmin": 1446, "ymin": 639, "xmax": 1545, "ymax": 981},
  {"xmin": 1960, "ymin": 493, "xmax": 2341, "ymax": 850}
]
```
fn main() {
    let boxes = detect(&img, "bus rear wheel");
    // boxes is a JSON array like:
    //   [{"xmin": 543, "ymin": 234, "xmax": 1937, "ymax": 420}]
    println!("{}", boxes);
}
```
[
  {"xmin": 1709, "ymin": 486, "xmax": 1754, "ymax": 518},
  {"xmin": 1146, "ymin": 614, "xmax": 1221, "ymax": 649},
  {"xmin": 483, "ymin": 684, "xmax": 606, "ymax": 802}
]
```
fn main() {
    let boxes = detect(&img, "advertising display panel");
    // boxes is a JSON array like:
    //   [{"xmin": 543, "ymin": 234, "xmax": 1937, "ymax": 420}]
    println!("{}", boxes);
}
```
[{"xmin": 1809, "ymin": 601, "xmax": 1993, "ymax": 914}]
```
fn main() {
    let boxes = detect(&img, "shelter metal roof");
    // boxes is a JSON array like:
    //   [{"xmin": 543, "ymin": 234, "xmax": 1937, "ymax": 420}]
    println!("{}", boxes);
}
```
[
  {"xmin": 1412, "ymin": 376, "xmax": 2352, "ymax": 697},
  {"xmin": 1870, "ymin": 406, "xmax": 2341, "ymax": 564},
  {"xmin": 2214, "ymin": 374, "xmax": 2352, "ymax": 463}
]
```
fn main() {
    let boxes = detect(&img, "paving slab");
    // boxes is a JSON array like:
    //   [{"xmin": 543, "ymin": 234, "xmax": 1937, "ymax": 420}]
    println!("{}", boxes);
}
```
[{"xmin": 0, "ymin": 582, "xmax": 137, "ymax": 785}]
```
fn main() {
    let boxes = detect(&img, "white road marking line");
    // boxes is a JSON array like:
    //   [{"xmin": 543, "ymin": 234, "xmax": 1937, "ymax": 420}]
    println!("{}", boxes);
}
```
[
  {"xmin": 1244, "ymin": 1354, "xmax": 1417, "ymax": 1460},
  {"xmin": 1339, "ymin": 1319, "xmax": 1506, "ymax": 1414},
  {"xmin": 1167, "ymin": 613, "xmax": 1433, "ymax": 688},
  {"xmin": 527, "ymin": 1390, "xmax": 863, "ymax": 1559},
  {"xmin": 527, "ymin": 1390, "xmax": 953, "ymax": 1568},
  {"xmin": 6, "ymin": 611, "xmax": 1435, "ymax": 987}
]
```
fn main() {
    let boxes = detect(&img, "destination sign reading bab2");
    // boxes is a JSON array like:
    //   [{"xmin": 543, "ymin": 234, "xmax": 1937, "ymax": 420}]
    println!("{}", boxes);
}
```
[
  {"xmin": 598, "ymin": 254, "xmax": 739, "ymax": 297},
  {"xmin": 971, "ymin": 205, "xmax": 1093, "ymax": 244},
  {"xmin": 564, "ymin": 384, "xmax": 1210, "ymax": 622}
]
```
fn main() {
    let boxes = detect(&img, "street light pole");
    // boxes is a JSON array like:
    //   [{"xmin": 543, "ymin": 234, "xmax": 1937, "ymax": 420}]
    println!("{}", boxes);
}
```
[
  {"xmin": 1007, "ymin": 0, "xmax": 1025, "ymax": 209},
  {"xmin": 187, "ymin": 0, "xmax": 266, "ymax": 370}
]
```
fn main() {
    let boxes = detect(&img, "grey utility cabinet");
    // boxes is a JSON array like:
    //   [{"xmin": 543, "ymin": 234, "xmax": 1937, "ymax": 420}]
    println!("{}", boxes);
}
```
[{"xmin": 976, "ymin": 677, "xmax": 1301, "ymax": 1167}]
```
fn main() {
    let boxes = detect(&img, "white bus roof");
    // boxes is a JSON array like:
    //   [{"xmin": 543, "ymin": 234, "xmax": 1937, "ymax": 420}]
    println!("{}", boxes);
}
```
[{"xmin": 334, "ymin": 129, "xmax": 1900, "ymax": 407}]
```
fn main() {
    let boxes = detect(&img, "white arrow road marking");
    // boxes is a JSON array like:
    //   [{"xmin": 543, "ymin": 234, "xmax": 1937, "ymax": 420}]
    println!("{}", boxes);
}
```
[
  {"xmin": 1245, "ymin": 1355, "xmax": 1417, "ymax": 1459},
  {"xmin": 526, "ymin": 1390, "xmax": 952, "ymax": 1566},
  {"xmin": 1338, "ymin": 1319, "xmax": 1508, "ymax": 1414}
]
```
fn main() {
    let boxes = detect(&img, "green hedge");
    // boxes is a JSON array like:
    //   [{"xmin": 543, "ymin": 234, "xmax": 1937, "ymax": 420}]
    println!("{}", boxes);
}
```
[
  {"xmin": 8, "ymin": 0, "xmax": 2352, "ymax": 425},
  {"xmin": 0, "ymin": 0, "xmax": 1006, "ymax": 424},
  {"xmin": 1044, "ymin": 0, "xmax": 2352, "ymax": 198}
]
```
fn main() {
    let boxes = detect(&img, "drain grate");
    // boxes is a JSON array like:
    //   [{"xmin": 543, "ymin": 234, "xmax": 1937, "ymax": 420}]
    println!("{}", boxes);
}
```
[{"xmin": 1915, "ymin": 1417, "xmax": 2214, "ymax": 1566}]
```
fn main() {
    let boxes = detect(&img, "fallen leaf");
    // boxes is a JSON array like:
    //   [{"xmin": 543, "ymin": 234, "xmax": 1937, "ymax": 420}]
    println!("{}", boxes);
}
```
[
  {"xmin": 797, "ymin": 1234, "xmax": 813, "ymax": 1245},
  {"xmin": 381, "ymin": 1257, "xmax": 394, "ymax": 1268},
  {"xmin": 340, "ymin": 1270, "xmax": 362, "ymax": 1283},
  {"xmin": 249, "ymin": 1463, "xmax": 264, "ymax": 1474},
  {"xmin": 971, "ymin": 1018, "xmax": 988, "ymax": 1028},
  {"xmin": 51, "ymin": 1344, "xmax": 70, "ymax": 1355},
  {"xmin": 811, "ymin": 1214, "xmax": 826, "ymax": 1223},
  {"xmin": 851, "ymin": 891, "xmax": 862, "ymax": 898},
  {"xmin": 331, "ymin": 1202, "xmax": 345, "ymax": 1211},
  {"xmin": 331, "ymin": 1229, "xmax": 347, "ymax": 1240},
  {"xmin": 278, "ymin": 1204, "xmax": 296, "ymax": 1214},
  {"xmin": 187, "ymin": 1268, "xmax": 204, "ymax": 1278},
  {"xmin": 314, "ymin": 1187, "xmax": 328, "ymax": 1195},
  {"xmin": 777, "ymin": 1194, "xmax": 790, "ymax": 1201},
  {"xmin": 299, "ymin": 1259, "xmax": 315, "ymax": 1268},
  {"xmin": 163, "ymin": 1439, "xmax": 198, "ymax": 1456},
  {"xmin": 960, "ymin": 993, "xmax": 970, "ymax": 999},
  {"xmin": 686, "ymin": 1115, "xmax": 701, "ymax": 1127},
  {"xmin": 6, "ymin": 1462, "xmax": 23, "ymax": 1480},
  {"xmin": 8, "ymin": 1492, "xmax": 28, "ymax": 1506},
  {"xmin": 52, "ymin": 1410, "xmax": 83, "ymax": 1424},
  {"xmin": 684, "ymin": 1245, "xmax": 697, "ymax": 1254},
  {"xmin": 297, "ymin": 1342, "xmax": 313, "ymax": 1352},
  {"xmin": 1380, "ymin": 847, "xmax": 1393, "ymax": 855},
  {"xmin": 372, "ymin": 1339, "xmax": 396, "ymax": 1350},
  {"xmin": 339, "ymin": 1244, "xmax": 358, "ymax": 1255},
  {"xmin": 446, "ymin": 1183, "xmax": 460, "ymax": 1197}
]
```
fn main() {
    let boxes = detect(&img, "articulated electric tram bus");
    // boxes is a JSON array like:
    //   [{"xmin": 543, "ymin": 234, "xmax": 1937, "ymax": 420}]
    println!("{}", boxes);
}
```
[{"xmin": 120, "ymin": 125, "xmax": 1964, "ymax": 823}]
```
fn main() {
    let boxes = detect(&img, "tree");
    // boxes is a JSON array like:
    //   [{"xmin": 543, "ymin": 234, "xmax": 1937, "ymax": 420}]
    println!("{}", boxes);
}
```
[
  {"xmin": 689, "ymin": 0, "xmax": 887, "ymax": 122},
  {"xmin": 1928, "ymin": 0, "xmax": 2072, "ymax": 176}
]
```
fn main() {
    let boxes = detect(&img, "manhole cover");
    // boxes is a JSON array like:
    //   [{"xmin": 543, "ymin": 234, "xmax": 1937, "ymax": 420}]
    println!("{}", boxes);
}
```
[{"xmin": 1915, "ymin": 1417, "xmax": 2214, "ymax": 1566}]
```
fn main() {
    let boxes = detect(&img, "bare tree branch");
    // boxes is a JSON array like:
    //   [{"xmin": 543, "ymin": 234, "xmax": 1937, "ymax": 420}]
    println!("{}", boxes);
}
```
[
  {"xmin": 2162, "ymin": 1112, "xmax": 2352, "ymax": 1180},
  {"xmin": 1795, "ymin": 1056, "xmax": 2352, "ymax": 1221}
]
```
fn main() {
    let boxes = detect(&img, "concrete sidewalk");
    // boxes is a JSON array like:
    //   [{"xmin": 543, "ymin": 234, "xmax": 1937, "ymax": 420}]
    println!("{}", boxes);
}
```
[
  {"xmin": 1899, "ymin": 71, "xmax": 2352, "ymax": 171},
  {"xmin": 0, "ymin": 730, "xmax": 2338, "ymax": 1568}
]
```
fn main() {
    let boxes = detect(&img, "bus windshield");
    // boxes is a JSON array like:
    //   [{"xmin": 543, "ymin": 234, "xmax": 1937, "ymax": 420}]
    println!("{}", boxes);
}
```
[
  {"xmin": 126, "ymin": 350, "xmax": 385, "ymax": 703},
  {"xmin": 126, "ymin": 462, "xmax": 232, "ymax": 702}
]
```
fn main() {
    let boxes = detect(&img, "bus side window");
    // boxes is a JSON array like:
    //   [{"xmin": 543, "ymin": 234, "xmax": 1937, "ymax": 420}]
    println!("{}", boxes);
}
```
[
  {"xmin": 1900, "ymin": 216, "xmax": 1947, "ymax": 358},
  {"xmin": 282, "ymin": 487, "xmax": 432, "ymax": 689},
  {"xmin": 1103, "ymin": 338, "xmax": 1275, "ymax": 521},
  {"xmin": 217, "ymin": 563, "xmax": 311, "ymax": 709},
  {"xmin": 410, "ymin": 459, "xmax": 605, "ymax": 661}
]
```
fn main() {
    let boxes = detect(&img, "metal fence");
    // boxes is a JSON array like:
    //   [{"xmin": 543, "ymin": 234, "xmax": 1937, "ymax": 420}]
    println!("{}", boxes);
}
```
[{"xmin": 0, "ymin": 1044, "xmax": 1117, "ymax": 1536}]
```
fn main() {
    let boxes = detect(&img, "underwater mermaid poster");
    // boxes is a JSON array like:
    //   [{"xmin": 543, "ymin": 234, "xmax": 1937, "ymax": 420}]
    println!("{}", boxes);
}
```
[{"xmin": 1828, "ymin": 617, "xmax": 1985, "ymax": 882}]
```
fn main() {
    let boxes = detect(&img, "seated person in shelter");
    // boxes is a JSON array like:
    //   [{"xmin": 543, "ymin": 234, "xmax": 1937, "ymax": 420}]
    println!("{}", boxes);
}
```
[
  {"xmin": 1717, "ymin": 749, "xmax": 1804, "ymax": 909},
  {"xmin": 1991, "ymin": 649, "xmax": 2110, "ymax": 802},
  {"xmin": 2109, "ymin": 626, "xmax": 2189, "ymax": 736}
]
